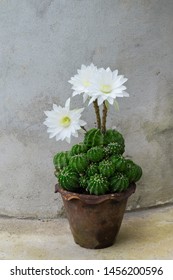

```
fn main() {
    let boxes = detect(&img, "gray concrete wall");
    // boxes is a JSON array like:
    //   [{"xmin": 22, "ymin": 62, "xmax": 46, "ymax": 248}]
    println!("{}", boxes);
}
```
[{"xmin": 0, "ymin": 0, "xmax": 173, "ymax": 218}]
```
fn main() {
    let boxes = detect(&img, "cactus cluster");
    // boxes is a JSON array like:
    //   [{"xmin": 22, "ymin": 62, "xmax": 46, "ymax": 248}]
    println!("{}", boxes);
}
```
[{"xmin": 53, "ymin": 128, "xmax": 143, "ymax": 195}]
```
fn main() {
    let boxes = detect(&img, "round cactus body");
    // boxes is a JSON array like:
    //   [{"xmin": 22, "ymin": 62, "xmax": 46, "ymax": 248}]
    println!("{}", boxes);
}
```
[
  {"xmin": 134, "ymin": 165, "xmax": 142, "ymax": 182},
  {"xmin": 103, "ymin": 129, "xmax": 125, "ymax": 146},
  {"xmin": 104, "ymin": 142, "xmax": 125, "ymax": 157},
  {"xmin": 53, "ymin": 151, "xmax": 70, "ymax": 170},
  {"xmin": 58, "ymin": 167, "xmax": 79, "ymax": 191},
  {"xmin": 87, "ymin": 174, "xmax": 109, "ymax": 195},
  {"xmin": 84, "ymin": 128, "xmax": 103, "ymax": 148},
  {"xmin": 126, "ymin": 163, "xmax": 142, "ymax": 183},
  {"xmin": 87, "ymin": 146, "xmax": 104, "ymax": 162},
  {"xmin": 79, "ymin": 175, "xmax": 88, "ymax": 189},
  {"xmin": 110, "ymin": 155, "xmax": 127, "ymax": 172},
  {"xmin": 69, "ymin": 153, "xmax": 88, "ymax": 173},
  {"xmin": 110, "ymin": 173, "xmax": 129, "ymax": 192},
  {"xmin": 99, "ymin": 159, "xmax": 116, "ymax": 177},
  {"xmin": 87, "ymin": 163, "xmax": 99, "ymax": 177},
  {"xmin": 70, "ymin": 143, "xmax": 88, "ymax": 156},
  {"xmin": 125, "ymin": 159, "xmax": 135, "ymax": 170}
]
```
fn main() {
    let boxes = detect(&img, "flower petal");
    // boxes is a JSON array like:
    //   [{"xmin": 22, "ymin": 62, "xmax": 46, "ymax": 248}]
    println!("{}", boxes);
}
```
[
  {"xmin": 65, "ymin": 98, "xmax": 70, "ymax": 109},
  {"xmin": 43, "ymin": 99, "xmax": 86, "ymax": 143}
]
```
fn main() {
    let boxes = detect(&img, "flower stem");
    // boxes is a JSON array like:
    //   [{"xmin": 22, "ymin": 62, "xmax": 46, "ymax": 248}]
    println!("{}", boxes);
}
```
[
  {"xmin": 102, "ymin": 101, "xmax": 107, "ymax": 134},
  {"xmin": 93, "ymin": 100, "xmax": 101, "ymax": 129},
  {"xmin": 81, "ymin": 126, "xmax": 87, "ymax": 132}
]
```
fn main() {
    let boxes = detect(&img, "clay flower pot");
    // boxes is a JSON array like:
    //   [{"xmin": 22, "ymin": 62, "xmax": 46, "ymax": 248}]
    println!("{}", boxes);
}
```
[{"xmin": 55, "ymin": 183, "xmax": 136, "ymax": 249}]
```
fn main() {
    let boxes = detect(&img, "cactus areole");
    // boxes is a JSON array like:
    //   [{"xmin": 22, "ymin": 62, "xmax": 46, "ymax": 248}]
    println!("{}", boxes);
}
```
[{"xmin": 44, "ymin": 64, "xmax": 143, "ymax": 249}]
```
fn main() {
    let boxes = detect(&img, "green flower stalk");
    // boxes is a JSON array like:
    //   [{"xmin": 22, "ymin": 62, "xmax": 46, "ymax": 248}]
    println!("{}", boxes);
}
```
[
  {"xmin": 101, "ymin": 101, "xmax": 108, "ymax": 134},
  {"xmin": 93, "ymin": 100, "xmax": 101, "ymax": 129}
]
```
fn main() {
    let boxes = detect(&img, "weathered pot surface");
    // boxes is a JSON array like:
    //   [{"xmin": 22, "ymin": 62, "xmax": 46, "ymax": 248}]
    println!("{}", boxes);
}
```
[{"xmin": 55, "ymin": 183, "xmax": 136, "ymax": 249}]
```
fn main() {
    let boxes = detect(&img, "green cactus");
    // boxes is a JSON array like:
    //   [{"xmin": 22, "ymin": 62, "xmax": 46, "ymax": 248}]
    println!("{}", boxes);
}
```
[
  {"xmin": 53, "ymin": 125, "xmax": 142, "ymax": 194},
  {"xmin": 69, "ymin": 153, "xmax": 88, "ymax": 173},
  {"xmin": 125, "ymin": 163, "xmax": 143, "ymax": 183},
  {"xmin": 134, "ymin": 165, "xmax": 142, "ymax": 182},
  {"xmin": 110, "ymin": 173, "xmax": 129, "ymax": 192},
  {"xmin": 110, "ymin": 155, "xmax": 127, "ymax": 172},
  {"xmin": 87, "ymin": 163, "xmax": 99, "ymax": 176},
  {"xmin": 84, "ymin": 128, "xmax": 103, "ymax": 148},
  {"xmin": 104, "ymin": 142, "xmax": 125, "ymax": 157},
  {"xmin": 70, "ymin": 143, "xmax": 88, "ymax": 156},
  {"xmin": 87, "ymin": 174, "xmax": 109, "ymax": 195},
  {"xmin": 99, "ymin": 159, "xmax": 116, "ymax": 177},
  {"xmin": 53, "ymin": 151, "xmax": 70, "ymax": 170},
  {"xmin": 87, "ymin": 146, "xmax": 104, "ymax": 162},
  {"xmin": 125, "ymin": 159, "xmax": 135, "ymax": 169},
  {"xmin": 58, "ymin": 167, "xmax": 79, "ymax": 191},
  {"xmin": 79, "ymin": 175, "xmax": 88, "ymax": 189},
  {"xmin": 103, "ymin": 129, "xmax": 125, "ymax": 146}
]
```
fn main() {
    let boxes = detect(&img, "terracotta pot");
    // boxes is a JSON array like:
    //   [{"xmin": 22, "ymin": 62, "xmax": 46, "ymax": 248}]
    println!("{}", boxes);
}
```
[{"xmin": 55, "ymin": 183, "xmax": 136, "ymax": 249}]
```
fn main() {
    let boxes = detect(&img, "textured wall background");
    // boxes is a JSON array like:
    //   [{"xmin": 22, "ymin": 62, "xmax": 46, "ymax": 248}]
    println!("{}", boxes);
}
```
[{"xmin": 0, "ymin": 0, "xmax": 173, "ymax": 218}]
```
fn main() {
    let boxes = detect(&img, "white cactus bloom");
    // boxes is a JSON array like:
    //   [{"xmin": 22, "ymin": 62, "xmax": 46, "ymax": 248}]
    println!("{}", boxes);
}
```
[
  {"xmin": 68, "ymin": 63, "xmax": 98, "ymax": 102},
  {"xmin": 87, "ymin": 67, "xmax": 129, "ymax": 106},
  {"xmin": 44, "ymin": 98, "xmax": 86, "ymax": 143}
]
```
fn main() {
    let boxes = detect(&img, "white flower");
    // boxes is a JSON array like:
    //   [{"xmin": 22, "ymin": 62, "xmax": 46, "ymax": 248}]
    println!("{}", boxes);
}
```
[
  {"xmin": 68, "ymin": 63, "xmax": 98, "ymax": 102},
  {"xmin": 87, "ymin": 67, "xmax": 129, "ymax": 106},
  {"xmin": 44, "ymin": 98, "xmax": 86, "ymax": 143}
]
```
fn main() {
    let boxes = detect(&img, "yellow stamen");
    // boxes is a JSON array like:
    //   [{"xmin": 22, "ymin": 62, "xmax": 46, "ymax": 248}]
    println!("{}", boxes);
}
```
[
  {"xmin": 60, "ymin": 116, "xmax": 71, "ymax": 127},
  {"xmin": 100, "ymin": 84, "xmax": 112, "ymax": 94}
]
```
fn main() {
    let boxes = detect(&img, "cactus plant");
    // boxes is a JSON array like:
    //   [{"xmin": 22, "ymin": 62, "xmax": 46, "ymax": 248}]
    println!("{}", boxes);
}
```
[
  {"xmin": 103, "ymin": 129, "xmax": 125, "ymax": 146},
  {"xmin": 87, "ymin": 146, "xmax": 104, "ymax": 162},
  {"xmin": 125, "ymin": 159, "xmax": 135, "ymax": 169},
  {"xmin": 110, "ymin": 173, "xmax": 129, "ymax": 192},
  {"xmin": 99, "ymin": 159, "xmax": 116, "ymax": 177},
  {"xmin": 87, "ymin": 174, "xmax": 109, "ymax": 195},
  {"xmin": 70, "ymin": 143, "xmax": 88, "ymax": 156},
  {"xmin": 54, "ymin": 141, "xmax": 142, "ymax": 194},
  {"xmin": 53, "ymin": 151, "xmax": 70, "ymax": 170},
  {"xmin": 58, "ymin": 167, "xmax": 79, "ymax": 191},
  {"xmin": 125, "ymin": 162, "xmax": 143, "ymax": 183},
  {"xmin": 69, "ymin": 153, "xmax": 88, "ymax": 173},
  {"xmin": 84, "ymin": 128, "xmax": 103, "ymax": 148},
  {"xmin": 79, "ymin": 175, "xmax": 88, "ymax": 189},
  {"xmin": 54, "ymin": 140, "xmax": 142, "ymax": 195},
  {"xmin": 44, "ymin": 64, "xmax": 144, "ymax": 250},
  {"xmin": 87, "ymin": 163, "xmax": 99, "ymax": 177},
  {"xmin": 45, "ymin": 65, "xmax": 143, "ymax": 197},
  {"xmin": 110, "ymin": 155, "xmax": 127, "ymax": 172},
  {"xmin": 104, "ymin": 142, "xmax": 125, "ymax": 157}
]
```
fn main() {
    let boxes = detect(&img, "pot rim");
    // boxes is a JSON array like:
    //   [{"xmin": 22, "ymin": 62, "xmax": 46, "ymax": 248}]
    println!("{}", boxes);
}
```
[{"xmin": 55, "ymin": 183, "xmax": 136, "ymax": 204}]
